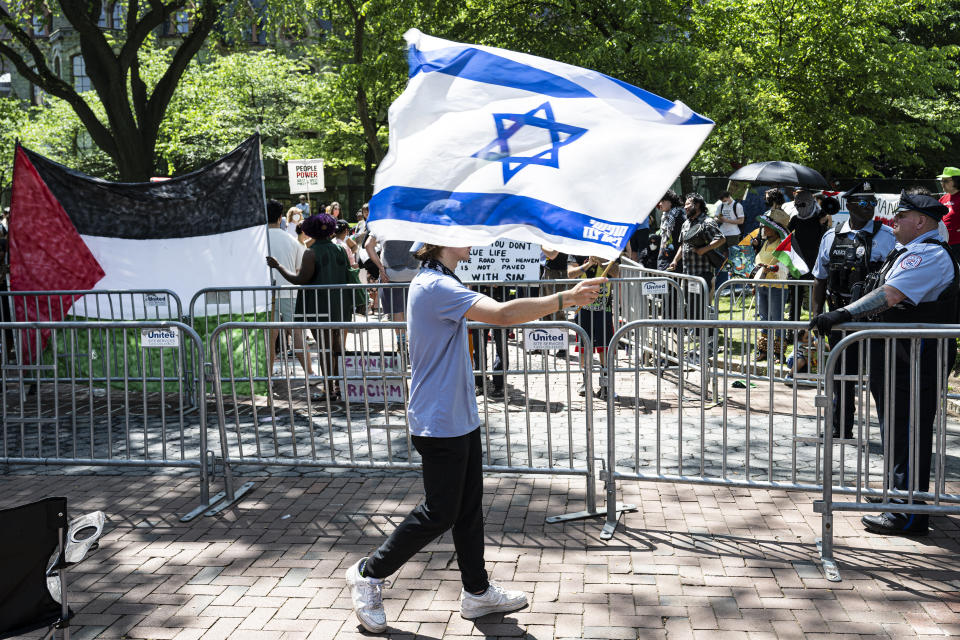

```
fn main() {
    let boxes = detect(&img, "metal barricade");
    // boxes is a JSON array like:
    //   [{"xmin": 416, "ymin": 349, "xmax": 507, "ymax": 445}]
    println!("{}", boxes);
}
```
[
  {"xmin": 600, "ymin": 318, "xmax": 831, "ymax": 539},
  {"xmin": 0, "ymin": 320, "xmax": 219, "ymax": 521},
  {"xmin": 0, "ymin": 289, "xmax": 183, "ymax": 322},
  {"xmin": 0, "ymin": 289, "xmax": 195, "ymax": 402},
  {"xmin": 710, "ymin": 282, "xmax": 823, "ymax": 390},
  {"xmin": 206, "ymin": 319, "xmax": 625, "ymax": 523},
  {"xmin": 815, "ymin": 326, "xmax": 960, "ymax": 581},
  {"xmin": 620, "ymin": 263, "xmax": 710, "ymax": 323},
  {"xmin": 599, "ymin": 319, "xmax": 960, "ymax": 544},
  {"xmin": 611, "ymin": 276, "xmax": 688, "ymax": 372},
  {"xmin": 713, "ymin": 278, "xmax": 814, "ymax": 323},
  {"xmin": 191, "ymin": 282, "xmax": 549, "ymax": 322}
]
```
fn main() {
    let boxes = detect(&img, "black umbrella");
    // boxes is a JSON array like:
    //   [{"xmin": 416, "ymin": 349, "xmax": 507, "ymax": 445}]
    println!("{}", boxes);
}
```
[{"xmin": 728, "ymin": 161, "xmax": 828, "ymax": 189}]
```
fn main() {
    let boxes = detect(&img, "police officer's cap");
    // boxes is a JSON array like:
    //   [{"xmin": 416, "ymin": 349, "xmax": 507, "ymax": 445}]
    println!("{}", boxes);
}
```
[
  {"xmin": 897, "ymin": 190, "xmax": 948, "ymax": 220},
  {"xmin": 840, "ymin": 180, "xmax": 876, "ymax": 202}
]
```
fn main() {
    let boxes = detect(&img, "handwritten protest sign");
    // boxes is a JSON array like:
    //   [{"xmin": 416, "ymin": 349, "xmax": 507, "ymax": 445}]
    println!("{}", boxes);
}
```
[{"xmin": 455, "ymin": 240, "xmax": 541, "ymax": 282}]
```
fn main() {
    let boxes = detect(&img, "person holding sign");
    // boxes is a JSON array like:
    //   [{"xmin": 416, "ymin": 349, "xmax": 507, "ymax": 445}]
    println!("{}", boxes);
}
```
[
  {"xmin": 267, "ymin": 213, "xmax": 353, "ymax": 401},
  {"xmin": 346, "ymin": 242, "xmax": 604, "ymax": 633}
]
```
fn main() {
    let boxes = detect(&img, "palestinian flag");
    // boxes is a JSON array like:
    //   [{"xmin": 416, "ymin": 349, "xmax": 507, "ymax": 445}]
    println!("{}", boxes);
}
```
[
  {"xmin": 8, "ymin": 135, "xmax": 270, "ymax": 364},
  {"xmin": 771, "ymin": 233, "xmax": 809, "ymax": 278}
]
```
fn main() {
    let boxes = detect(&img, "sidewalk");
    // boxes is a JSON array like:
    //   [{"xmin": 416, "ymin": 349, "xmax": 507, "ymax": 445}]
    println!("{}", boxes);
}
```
[{"xmin": 4, "ymin": 472, "xmax": 959, "ymax": 639}]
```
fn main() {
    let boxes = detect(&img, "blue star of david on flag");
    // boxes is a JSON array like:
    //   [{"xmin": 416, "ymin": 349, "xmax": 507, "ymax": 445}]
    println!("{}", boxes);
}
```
[{"xmin": 472, "ymin": 102, "xmax": 587, "ymax": 184}]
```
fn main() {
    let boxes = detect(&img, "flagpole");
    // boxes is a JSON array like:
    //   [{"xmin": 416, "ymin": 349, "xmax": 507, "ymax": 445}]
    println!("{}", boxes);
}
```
[
  {"xmin": 571, "ymin": 253, "xmax": 619, "ymax": 315},
  {"xmin": 256, "ymin": 130, "xmax": 272, "ymax": 267}
]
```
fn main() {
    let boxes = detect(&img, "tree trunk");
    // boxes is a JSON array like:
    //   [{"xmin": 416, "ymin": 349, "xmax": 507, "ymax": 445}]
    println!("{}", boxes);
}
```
[
  {"xmin": 1, "ymin": 0, "xmax": 216, "ymax": 182},
  {"xmin": 113, "ymin": 135, "xmax": 156, "ymax": 182},
  {"xmin": 363, "ymin": 144, "xmax": 375, "ymax": 201}
]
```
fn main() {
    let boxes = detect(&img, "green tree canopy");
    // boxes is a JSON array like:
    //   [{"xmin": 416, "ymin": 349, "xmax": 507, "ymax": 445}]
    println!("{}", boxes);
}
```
[{"xmin": 2, "ymin": 0, "xmax": 958, "ymax": 188}]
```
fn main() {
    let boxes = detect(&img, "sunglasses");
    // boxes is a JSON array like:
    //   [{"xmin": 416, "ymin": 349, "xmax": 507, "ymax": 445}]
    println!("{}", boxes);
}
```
[
  {"xmin": 893, "ymin": 211, "xmax": 916, "ymax": 220},
  {"xmin": 850, "ymin": 200, "xmax": 876, "ymax": 208}
]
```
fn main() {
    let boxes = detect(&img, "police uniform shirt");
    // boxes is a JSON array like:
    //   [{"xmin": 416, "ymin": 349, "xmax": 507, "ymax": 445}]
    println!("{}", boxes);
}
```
[
  {"xmin": 811, "ymin": 220, "xmax": 897, "ymax": 280},
  {"xmin": 882, "ymin": 229, "xmax": 955, "ymax": 305}
]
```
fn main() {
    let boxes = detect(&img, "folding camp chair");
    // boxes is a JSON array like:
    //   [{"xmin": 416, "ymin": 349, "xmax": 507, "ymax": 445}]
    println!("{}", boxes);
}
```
[{"xmin": 0, "ymin": 497, "xmax": 105, "ymax": 640}]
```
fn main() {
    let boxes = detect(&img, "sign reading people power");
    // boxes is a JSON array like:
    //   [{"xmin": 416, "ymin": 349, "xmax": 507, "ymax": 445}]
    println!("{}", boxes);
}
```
[
  {"xmin": 287, "ymin": 159, "xmax": 325, "ymax": 194},
  {"xmin": 455, "ymin": 240, "xmax": 541, "ymax": 282}
]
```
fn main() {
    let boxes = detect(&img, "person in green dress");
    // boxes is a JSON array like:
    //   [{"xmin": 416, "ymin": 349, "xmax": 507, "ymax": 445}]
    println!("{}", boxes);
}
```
[{"xmin": 267, "ymin": 213, "xmax": 353, "ymax": 400}]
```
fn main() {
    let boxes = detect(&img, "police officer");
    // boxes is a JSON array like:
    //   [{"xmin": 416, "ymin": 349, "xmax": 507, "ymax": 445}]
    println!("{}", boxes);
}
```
[
  {"xmin": 810, "ymin": 182, "xmax": 896, "ymax": 438},
  {"xmin": 810, "ymin": 190, "xmax": 960, "ymax": 536}
]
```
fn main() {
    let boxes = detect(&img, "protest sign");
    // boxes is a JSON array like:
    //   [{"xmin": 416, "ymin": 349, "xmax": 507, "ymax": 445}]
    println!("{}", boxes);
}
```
[
  {"xmin": 455, "ymin": 240, "xmax": 541, "ymax": 282},
  {"xmin": 338, "ymin": 353, "xmax": 405, "ymax": 404},
  {"xmin": 287, "ymin": 159, "xmax": 325, "ymax": 194}
]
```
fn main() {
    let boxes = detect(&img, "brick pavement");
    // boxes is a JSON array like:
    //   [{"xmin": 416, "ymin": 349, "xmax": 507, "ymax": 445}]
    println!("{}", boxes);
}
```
[{"xmin": 3, "ymin": 472, "xmax": 958, "ymax": 639}]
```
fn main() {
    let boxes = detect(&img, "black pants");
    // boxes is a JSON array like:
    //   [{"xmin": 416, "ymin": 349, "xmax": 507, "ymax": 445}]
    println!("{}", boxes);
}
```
[
  {"xmin": 364, "ymin": 427, "xmax": 488, "ymax": 592},
  {"xmin": 472, "ymin": 327, "xmax": 508, "ymax": 390},
  {"xmin": 688, "ymin": 270, "xmax": 715, "ymax": 343},
  {"xmin": 869, "ymin": 339, "xmax": 947, "ymax": 492},
  {"xmin": 473, "ymin": 285, "xmax": 512, "ymax": 390},
  {"xmin": 787, "ymin": 274, "xmax": 813, "ymax": 322},
  {"xmin": 867, "ymin": 337, "xmax": 953, "ymax": 527},
  {"xmin": 828, "ymin": 330, "xmax": 863, "ymax": 437}
]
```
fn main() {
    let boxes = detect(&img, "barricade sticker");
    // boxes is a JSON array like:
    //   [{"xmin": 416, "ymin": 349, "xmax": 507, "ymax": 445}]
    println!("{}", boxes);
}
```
[
  {"xmin": 641, "ymin": 280, "xmax": 669, "ymax": 295},
  {"xmin": 141, "ymin": 327, "xmax": 180, "ymax": 348},
  {"xmin": 687, "ymin": 281, "xmax": 702, "ymax": 295},
  {"xmin": 143, "ymin": 293, "xmax": 168, "ymax": 308},
  {"xmin": 524, "ymin": 328, "xmax": 567, "ymax": 351}
]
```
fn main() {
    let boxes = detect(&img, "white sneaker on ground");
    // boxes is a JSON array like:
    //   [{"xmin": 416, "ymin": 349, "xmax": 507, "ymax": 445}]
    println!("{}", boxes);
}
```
[
  {"xmin": 460, "ymin": 581, "xmax": 528, "ymax": 619},
  {"xmin": 345, "ymin": 559, "xmax": 389, "ymax": 633}
]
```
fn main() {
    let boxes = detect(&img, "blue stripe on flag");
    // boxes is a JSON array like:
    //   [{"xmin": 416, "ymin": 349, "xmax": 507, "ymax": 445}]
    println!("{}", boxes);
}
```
[
  {"xmin": 407, "ymin": 45, "xmax": 594, "ymax": 99},
  {"xmin": 369, "ymin": 186, "xmax": 634, "ymax": 251},
  {"xmin": 603, "ymin": 75, "xmax": 714, "ymax": 126},
  {"xmin": 407, "ymin": 45, "xmax": 712, "ymax": 126}
]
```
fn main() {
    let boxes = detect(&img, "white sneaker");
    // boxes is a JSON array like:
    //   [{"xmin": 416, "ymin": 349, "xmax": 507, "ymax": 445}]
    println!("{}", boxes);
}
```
[
  {"xmin": 345, "ymin": 559, "xmax": 389, "ymax": 633},
  {"xmin": 460, "ymin": 581, "xmax": 528, "ymax": 619}
]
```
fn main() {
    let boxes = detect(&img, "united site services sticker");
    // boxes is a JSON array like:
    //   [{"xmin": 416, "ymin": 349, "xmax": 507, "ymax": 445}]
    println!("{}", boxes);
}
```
[{"xmin": 900, "ymin": 254, "xmax": 922, "ymax": 270}]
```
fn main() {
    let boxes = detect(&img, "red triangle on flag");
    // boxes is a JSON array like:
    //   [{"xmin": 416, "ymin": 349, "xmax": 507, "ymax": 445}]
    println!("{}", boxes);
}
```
[{"xmin": 8, "ymin": 146, "xmax": 105, "ymax": 361}]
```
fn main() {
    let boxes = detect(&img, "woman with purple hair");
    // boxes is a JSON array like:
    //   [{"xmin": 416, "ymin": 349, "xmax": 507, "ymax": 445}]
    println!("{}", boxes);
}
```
[{"xmin": 267, "ymin": 213, "xmax": 353, "ymax": 400}]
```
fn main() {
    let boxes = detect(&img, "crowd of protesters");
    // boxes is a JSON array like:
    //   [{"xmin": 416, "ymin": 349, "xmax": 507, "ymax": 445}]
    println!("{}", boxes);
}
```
[{"xmin": 264, "ymin": 168, "xmax": 960, "ymax": 396}]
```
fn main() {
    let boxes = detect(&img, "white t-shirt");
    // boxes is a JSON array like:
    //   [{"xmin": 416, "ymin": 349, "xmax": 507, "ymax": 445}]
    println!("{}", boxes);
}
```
[
  {"xmin": 715, "ymin": 200, "xmax": 743, "ymax": 236},
  {"xmin": 269, "ymin": 227, "xmax": 305, "ymax": 299},
  {"xmin": 286, "ymin": 213, "xmax": 305, "ymax": 239}
]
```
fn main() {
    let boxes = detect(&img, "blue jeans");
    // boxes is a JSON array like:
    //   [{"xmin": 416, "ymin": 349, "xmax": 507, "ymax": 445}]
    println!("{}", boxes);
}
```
[{"xmin": 756, "ymin": 286, "xmax": 784, "ymax": 341}]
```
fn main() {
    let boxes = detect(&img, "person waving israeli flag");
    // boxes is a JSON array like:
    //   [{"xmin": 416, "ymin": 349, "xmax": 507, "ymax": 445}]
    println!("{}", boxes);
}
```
[{"xmin": 368, "ymin": 29, "xmax": 714, "ymax": 259}]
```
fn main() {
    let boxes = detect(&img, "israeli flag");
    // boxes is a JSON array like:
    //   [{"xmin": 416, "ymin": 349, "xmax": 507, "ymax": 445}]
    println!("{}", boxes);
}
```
[{"xmin": 368, "ymin": 29, "xmax": 714, "ymax": 259}]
